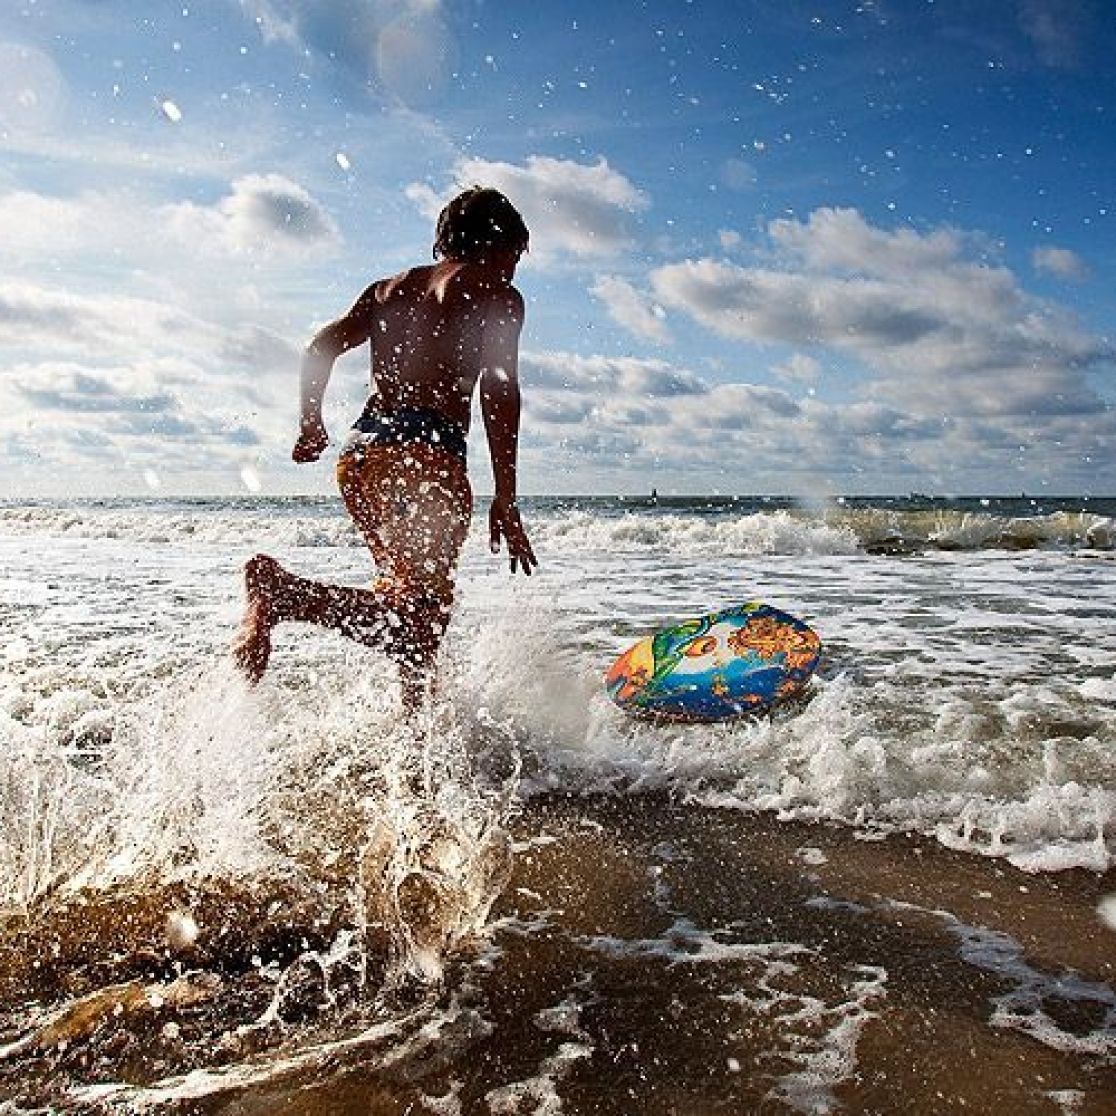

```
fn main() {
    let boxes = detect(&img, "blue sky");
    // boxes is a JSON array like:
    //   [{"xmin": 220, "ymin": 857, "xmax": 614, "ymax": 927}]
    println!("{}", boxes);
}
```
[{"xmin": 1, "ymin": 0, "xmax": 1113, "ymax": 496}]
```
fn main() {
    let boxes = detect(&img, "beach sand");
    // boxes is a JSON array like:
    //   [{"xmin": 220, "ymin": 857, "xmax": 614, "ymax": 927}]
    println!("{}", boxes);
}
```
[
  {"xmin": 5, "ymin": 794, "xmax": 1112, "ymax": 1113},
  {"xmin": 230, "ymin": 795, "xmax": 1116, "ymax": 1115}
]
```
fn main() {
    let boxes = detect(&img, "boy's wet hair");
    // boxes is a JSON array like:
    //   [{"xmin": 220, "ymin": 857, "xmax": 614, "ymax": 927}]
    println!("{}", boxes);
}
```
[{"xmin": 433, "ymin": 187, "xmax": 530, "ymax": 262}]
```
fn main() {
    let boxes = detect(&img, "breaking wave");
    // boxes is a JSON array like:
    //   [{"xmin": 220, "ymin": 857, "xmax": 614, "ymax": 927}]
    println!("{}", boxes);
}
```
[{"xmin": 1, "ymin": 500, "xmax": 1112, "ymax": 555}]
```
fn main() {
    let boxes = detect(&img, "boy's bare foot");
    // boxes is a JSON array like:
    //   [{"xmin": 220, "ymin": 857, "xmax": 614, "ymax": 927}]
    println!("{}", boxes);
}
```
[{"xmin": 232, "ymin": 554, "xmax": 282, "ymax": 682}]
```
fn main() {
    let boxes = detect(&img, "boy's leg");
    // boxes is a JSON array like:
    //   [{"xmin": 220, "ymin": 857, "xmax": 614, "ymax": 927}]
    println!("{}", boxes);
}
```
[
  {"xmin": 233, "ymin": 444, "xmax": 471, "ymax": 708},
  {"xmin": 232, "ymin": 554, "xmax": 399, "ymax": 682},
  {"xmin": 349, "ymin": 444, "xmax": 472, "ymax": 709}
]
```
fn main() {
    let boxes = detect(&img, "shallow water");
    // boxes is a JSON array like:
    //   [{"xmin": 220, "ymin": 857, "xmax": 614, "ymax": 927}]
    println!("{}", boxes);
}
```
[{"xmin": 1, "ymin": 496, "xmax": 1114, "ymax": 1111}]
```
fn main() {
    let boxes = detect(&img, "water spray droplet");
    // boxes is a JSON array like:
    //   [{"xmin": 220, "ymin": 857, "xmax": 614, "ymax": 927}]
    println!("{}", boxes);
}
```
[
  {"xmin": 166, "ymin": 910, "xmax": 199, "ymax": 949},
  {"xmin": 240, "ymin": 465, "xmax": 262, "ymax": 493},
  {"xmin": 1099, "ymin": 894, "xmax": 1116, "ymax": 932},
  {"xmin": 335, "ymin": 151, "xmax": 351, "ymax": 171},
  {"xmin": 160, "ymin": 98, "xmax": 183, "ymax": 123}
]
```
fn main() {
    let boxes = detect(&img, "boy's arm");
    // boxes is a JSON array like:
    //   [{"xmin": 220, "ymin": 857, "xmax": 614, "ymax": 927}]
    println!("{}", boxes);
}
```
[
  {"xmin": 478, "ymin": 287, "xmax": 537, "ymax": 575},
  {"xmin": 293, "ymin": 283, "xmax": 379, "ymax": 463}
]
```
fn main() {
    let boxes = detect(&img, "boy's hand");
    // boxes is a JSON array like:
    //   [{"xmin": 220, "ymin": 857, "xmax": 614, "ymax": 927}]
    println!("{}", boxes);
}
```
[
  {"xmin": 293, "ymin": 422, "xmax": 329, "ymax": 463},
  {"xmin": 489, "ymin": 497, "xmax": 537, "ymax": 575}
]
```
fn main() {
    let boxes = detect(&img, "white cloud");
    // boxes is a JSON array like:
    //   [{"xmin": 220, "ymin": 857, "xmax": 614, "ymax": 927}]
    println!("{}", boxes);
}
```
[
  {"xmin": 238, "ymin": 0, "xmax": 301, "ymax": 45},
  {"xmin": 0, "ymin": 188, "xmax": 154, "ymax": 262},
  {"xmin": 768, "ymin": 207, "xmax": 964, "ymax": 278},
  {"xmin": 515, "ymin": 344, "xmax": 1116, "ymax": 493},
  {"xmin": 522, "ymin": 351, "xmax": 705, "ymax": 399},
  {"xmin": 0, "ymin": 281, "xmax": 300, "ymax": 379},
  {"xmin": 166, "ymin": 174, "xmax": 340, "ymax": 255},
  {"xmin": 1032, "ymin": 245, "xmax": 1089, "ymax": 281},
  {"xmin": 15, "ymin": 363, "xmax": 177, "ymax": 416},
  {"xmin": 0, "ymin": 282, "xmax": 213, "ymax": 353},
  {"xmin": 772, "ymin": 353, "xmax": 822, "ymax": 385},
  {"xmin": 650, "ymin": 208, "xmax": 1110, "ymax": 420},
  {"xmin": 2, "ymin": 356, "xmax": 265, "ymax": 468},
  {"xmin": 0, "ymin": 280, "xmax": 301, "ymax": 490},
  {"xmin": 676, "ymin": 382, "xmax": 803, "ymax": 427},
  {"xmin": 410, "ymin": 155, "xmax": 648, "ymax": 261},
  {"xmin": 590, "ymin": 276, "xmax": 671, "ymax": 343},
  {"xmin": 514, "ymin": 347, "xmax": 956, "ymax": 490}
]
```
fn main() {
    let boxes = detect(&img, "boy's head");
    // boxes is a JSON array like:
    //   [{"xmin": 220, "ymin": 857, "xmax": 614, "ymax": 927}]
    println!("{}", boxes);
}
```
[{"xmin": 434, "ymin": 187, "xmax": 529, "ymax": 263}]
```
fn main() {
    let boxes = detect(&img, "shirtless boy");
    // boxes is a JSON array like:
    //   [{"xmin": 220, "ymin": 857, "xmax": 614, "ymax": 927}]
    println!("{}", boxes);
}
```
[{"xmin": 233, "ymin": 187, "xmax": 537, "ymax": 707}]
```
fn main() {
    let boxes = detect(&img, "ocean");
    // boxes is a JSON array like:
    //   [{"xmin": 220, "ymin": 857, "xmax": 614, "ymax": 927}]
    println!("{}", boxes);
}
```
[{"xmin": 1, "ymin": 494, "xmax": 1114, "ymax": 1112}]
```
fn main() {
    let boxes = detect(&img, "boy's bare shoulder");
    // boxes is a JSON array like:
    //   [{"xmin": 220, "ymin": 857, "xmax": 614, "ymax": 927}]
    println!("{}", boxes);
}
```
[
  {"xmin": 373, "ymin": 265, "xmax": 433, "ymax": 303},
  {"xmin": 370, "ymin": 263, "xmax": 522, "ymax": 319},
  {"xmin": 462, "ymin": 274, "xmax": 523, "ymax": 317}
]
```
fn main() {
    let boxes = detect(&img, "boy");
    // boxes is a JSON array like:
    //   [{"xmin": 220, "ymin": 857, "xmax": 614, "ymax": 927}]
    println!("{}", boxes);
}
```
[{"xmin": 233, "ymin": 187, "xmax": 537, "ymax": 707}]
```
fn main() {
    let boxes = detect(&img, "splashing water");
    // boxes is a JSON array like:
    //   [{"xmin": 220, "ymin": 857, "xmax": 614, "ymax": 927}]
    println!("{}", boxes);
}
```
[{"xmin": 1, "ymin": 494, "xmax": 1114, "ymax": 1106}]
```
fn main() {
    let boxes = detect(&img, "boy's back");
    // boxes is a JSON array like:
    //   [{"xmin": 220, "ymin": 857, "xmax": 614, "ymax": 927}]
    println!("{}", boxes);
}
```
[{"xmin": 365, "ymin": 260, "xmax": 525, "ymax": 431}]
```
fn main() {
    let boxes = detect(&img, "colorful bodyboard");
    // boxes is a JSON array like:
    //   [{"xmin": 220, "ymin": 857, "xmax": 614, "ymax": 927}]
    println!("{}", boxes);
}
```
[{"xmin": 605, "ymin": 602, "xmax": 822, "ymax": 722}]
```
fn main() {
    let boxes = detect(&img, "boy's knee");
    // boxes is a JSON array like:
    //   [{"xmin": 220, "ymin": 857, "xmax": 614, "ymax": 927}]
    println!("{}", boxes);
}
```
[
  {"xmin": 373, "ymin": 580, "xmax": 450, "ymax": 660},
  {"xmin": 375, "ymin": 575, "xmax": 453, "ymax": 617}
]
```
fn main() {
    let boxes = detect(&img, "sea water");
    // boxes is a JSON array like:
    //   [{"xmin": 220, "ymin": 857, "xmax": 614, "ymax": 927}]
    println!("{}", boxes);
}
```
[{"xmin": 1, "ymin": 495, "xmax": 1114, "ymax": 1110}]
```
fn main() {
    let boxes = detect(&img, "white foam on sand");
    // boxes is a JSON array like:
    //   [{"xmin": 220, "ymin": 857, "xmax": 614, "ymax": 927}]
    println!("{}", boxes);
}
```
[
  {"xmin": 1045, "ymin": 1088, "xmax": 1087, "ymax": 1114},
  {"xmin": 67, "ymin": 995, "xmax": 492, "ymax": 1109},
  {"xmin": 485, "ymin": 989, "xmax": 595, "ymax": 1116},
  {"xmin": 582, "ymin": 918, "xmax": 887, "ymax": 1113},
  {"xmin": 953, "ymin": 921, "xmax": 1116, "ymax": 1057},
  {"xmin": 883, "ymin": 899, "xmax": 1116, "ymax": 1059}
]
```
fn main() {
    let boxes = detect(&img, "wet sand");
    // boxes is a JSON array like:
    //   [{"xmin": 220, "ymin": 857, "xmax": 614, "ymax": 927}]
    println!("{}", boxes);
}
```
[{"xmin": 3, "ymin": 794, "xmax": 1112, "ymax": 1113}]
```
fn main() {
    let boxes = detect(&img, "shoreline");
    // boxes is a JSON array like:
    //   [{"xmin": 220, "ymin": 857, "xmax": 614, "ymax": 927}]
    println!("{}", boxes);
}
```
[
  {"xmin": 4, "ymin": 794, "xmax": 1107, "ymax": 1113},
  {"xmin": 188, "ymin": 794, "xmax": 1116, "ymax": 1113}
]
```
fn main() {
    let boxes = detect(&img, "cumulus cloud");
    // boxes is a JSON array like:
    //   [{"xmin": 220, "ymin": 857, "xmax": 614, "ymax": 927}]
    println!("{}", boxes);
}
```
[
  {"xmin": 677, "ymin": 383, "xmax": 802, "ymax": 428},
  {"xmin": 650, "ymin": 207, "xmax": 1110, "ymax": 420},
  {"xmin": 590, "ymin": 276, "xmax": 671, "ymax": 343},
  {"xmin": 517, "ymin": 346, "xmax": 1115, "ymax": 493},
  {"xmin": 0, "ymin": 280, "xmax": 296, "ymax": 488},
  {"xmin": 2, "ymin": 355, "xmax": 263, "ymax": 471},
  {"xmin": 0, "ymin": 189, "xmax": 117, "ymax": 258},
  {"xmin": 15, "ymin": 364, "xmax": 177, "ymax": 415},
  {"xmin": 514, "ymin": 346, "xmax": 958, "ymax": 490},
  {"xmin": 1032, "ymin": 245, "xmax": 1089, "ymax": 281},
  {"xmin": 768, "ymin": 206, "xmax": 964, "ymax": 277},
  {"xmin": 522, "ymin": 351, "xmax": 706, "ymax": 399},
  {"xmin": 772, "ymin": 353, "xmax": 822, "ymax": 385},
  {"xmin": 166, "ymin": 174, "xmax": 340, "ymax": 255},
  {"xmin": 0, "ymin": 282, "xmax": 206, "ymax": 353},
  {"xmin": 408, "ymin": 155, "xmax": 648, "ymax": 260}
]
